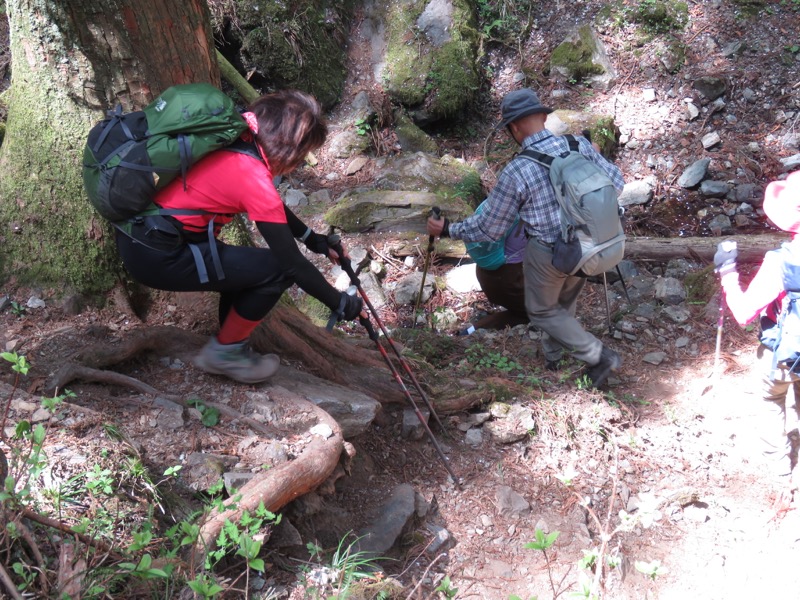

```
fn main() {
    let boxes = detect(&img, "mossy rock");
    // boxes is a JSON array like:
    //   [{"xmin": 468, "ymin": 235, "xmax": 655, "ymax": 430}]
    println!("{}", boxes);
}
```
[
  {"xmin": 372, "ymin": 152, "xmax": 484, "ymax": 207},
  {"xmin": 383, "ymin": 0, "xmax": 480, "ymax": 121},
  {"xmin": 551, "ymin": 28, "xmax": 605, "ymax": 81},
  {"xmin": 731, "ymin": 0, "xmax": 766, "ymax": 17},
  {"xmin": 544, "ymin": 110, "xmax": 619, "ymax": 157},
  {"xmin": 323, "ymin": 190, "xmax": 472, "ymax": 234},
  {"xmin": 231, "ymin": 0, "xmax": 352, "ymax": 108},
  {"xmin": 633, "ymin": 0, "xmax": 689, "ymax": 33},
  {"xmin": 394, "ymin": 110, "xmax": 438, "ymax": 153}
]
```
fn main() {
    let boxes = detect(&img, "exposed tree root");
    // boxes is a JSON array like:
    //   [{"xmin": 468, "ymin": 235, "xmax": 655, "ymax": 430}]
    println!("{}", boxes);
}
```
[
  {"xmin": 45, "ymin": 363, "xmax": 275, "ymax": 437},
  {"xmin": 192, "ymin": 386, "xmax": 344, "ymax": 560}
]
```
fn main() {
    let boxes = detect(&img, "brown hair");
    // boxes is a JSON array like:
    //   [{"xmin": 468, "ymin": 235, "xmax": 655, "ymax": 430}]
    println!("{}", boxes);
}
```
[{"xmin": 247, "ymin": 90, "xmax": 327, "ymax": 175}]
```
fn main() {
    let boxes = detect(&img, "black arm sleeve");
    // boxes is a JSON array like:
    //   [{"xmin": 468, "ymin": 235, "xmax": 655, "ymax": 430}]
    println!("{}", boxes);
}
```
[
  {"xmin": 283, "ymin": 205, "xmax": 310, "ymax": 240},
  {"xmin": 256, "ymin": 221, "xmax": 341, "ymax": 309}
]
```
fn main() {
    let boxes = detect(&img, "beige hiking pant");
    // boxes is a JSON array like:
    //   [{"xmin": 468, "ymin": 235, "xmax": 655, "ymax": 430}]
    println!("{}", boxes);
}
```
[{"xmin": 523, "ymin": 239, "xmax": 603, "ymax": 365}]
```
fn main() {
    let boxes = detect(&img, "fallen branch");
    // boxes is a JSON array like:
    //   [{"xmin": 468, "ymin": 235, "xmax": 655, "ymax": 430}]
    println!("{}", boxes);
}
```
[{"xmin": 20, "ymin": 508, "xmax": 124, "ymax": 560}]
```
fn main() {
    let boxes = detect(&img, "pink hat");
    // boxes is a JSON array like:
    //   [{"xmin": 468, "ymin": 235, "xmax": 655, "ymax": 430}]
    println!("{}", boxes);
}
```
[{"xmin": 763, "ymin": 170, "xmax": 800, "ymax": 234}]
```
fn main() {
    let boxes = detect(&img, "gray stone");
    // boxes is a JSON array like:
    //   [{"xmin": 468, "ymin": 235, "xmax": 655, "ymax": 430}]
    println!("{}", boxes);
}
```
[
  {"xmin": 153, "ymin": 397, "xmax": 185, "ymax": 430},
  {"xmin": 464, "ymin": 428, "xmax": 483, "ymax": 446},
  {"xmin": 267, "ymin": 372, "xmax": 380, "ymax": 438},
  {"xmin": 700, "ymin": 180, "xmax": 731, "ymax": 198},
  {"xmin": 643, "ymin": 352, "xmax": 667, "ymax": 365},
  {"xmin": 309, "ymin": 189, "xmax": 332, "ymax": 204},
  {"xmin": 425, "ymin": 524, "xmax": 453, "ymax": 553},
  {"xmin": 394, "ymin": 271, "xmax": 435, "ymax": 306},
  {"xmin": 355, "ymin": 484, "xmax": 417, "ymax": 557},
  {"xmin": 445, "ymin": 263, "xmax": 481, "ymax": 294},
  {"xmin": 283, "ymin": 189, "xmax": 308, "ymax": 207},
  {"xmin": 402, "ymin": 407, "xmax": 430, "ymax": 441},
  {"xmin": 550, "ymin": 26, "xmax": 616, "ymax": 90},
  {"xmin": 223, "ymin": 471, "xmax": 257, "ymax": 494},
  {"xmin": 663, "ymin": 305, "xmax": 691, "ymax": 324},
  {"xmin": 693, "ymin": 76, "xmax": 727, "ymax": 101},
  {"xmin": 707, "ymin": 214, "xmax": 733, "ymax": 235},
  {"xmin": 618, "ymin": 178, "xmax": 655, "ymax": 207},
  {"xmin": 677, "ymin": 159, "xmax": 711, "ymax": 188},
  {"xmin": 495, "ymin": 485, "xmax": 530, "ymax": 517},
  {"xmin": 484, "ymin": 403, "xmax": 534, "ymax": 444},
  {"xmin": 780, "ymin": 154, "xmax": 800, "ymax": 171},
  {"xmin": 701, "ymin": 131, "xmax": 722, "ymax": 150},
  {"xmin": 345, "ymin": 156, "xmax": 370, "ymax": 176},
  {"xmin": 417, "ymin": 0, "xmax": 453, "ymax": 47},
  {"xmin": 654, "ymin": 277, "xmax": 687, "ymax": 305}
]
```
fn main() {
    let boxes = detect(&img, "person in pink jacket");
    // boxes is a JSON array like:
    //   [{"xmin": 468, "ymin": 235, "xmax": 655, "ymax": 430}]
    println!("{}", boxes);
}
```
[{"xmin": 716, "ymin": 170, "xmax": 800, "ymax": 495}]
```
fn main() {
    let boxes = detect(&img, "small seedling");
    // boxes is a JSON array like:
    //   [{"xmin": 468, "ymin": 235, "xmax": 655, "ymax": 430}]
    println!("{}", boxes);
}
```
[
  {"xmin": 635, "ymin": 559, "xmax": 667, "ymax": 580},
  {"xmin": 435, "ymin": 574, "xmax": 459, "ymax": 598},
  {"xmin": 186, "ymin": 397, "xmax": 221, "ymax": 427}
]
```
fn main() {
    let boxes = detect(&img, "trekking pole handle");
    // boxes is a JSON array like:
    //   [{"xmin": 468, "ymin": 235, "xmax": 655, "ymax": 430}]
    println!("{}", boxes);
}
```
[
  {"xmin": 429, "ymin": 206, "xmax": 441, "ymax": 219},
  {"xmin": 327, "ymin": 234, "xmax": 357, "ymax": 282}
]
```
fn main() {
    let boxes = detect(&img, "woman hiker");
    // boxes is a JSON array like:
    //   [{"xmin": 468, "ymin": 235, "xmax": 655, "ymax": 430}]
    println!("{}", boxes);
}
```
[
  {"xmin": 115, "ymin": 89, "xmax": 363, "ymax": 384},
  {"xmin": 716, "ymin": 170, "xmax": 800, "ymax": 498}
]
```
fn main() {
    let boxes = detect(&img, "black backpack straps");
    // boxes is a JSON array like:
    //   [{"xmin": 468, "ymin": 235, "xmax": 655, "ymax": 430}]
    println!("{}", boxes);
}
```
[
  {"xmin": 518, "ymin": 148, "xmax": 554, "ymax": 167},
  {"xmin": 177, "ymin": 133, "xmax": 192, "ymax": 191},
  {"xmin": 224, "ymin": 138, "xmax": 264, "ymax": 161},
  {"xmin": 93, "ymin": 105, "xmax": 130, "ymax": 153},
  {"xmin": 565, "ymin": 134, "xmax": 580, "ymax": 152}
]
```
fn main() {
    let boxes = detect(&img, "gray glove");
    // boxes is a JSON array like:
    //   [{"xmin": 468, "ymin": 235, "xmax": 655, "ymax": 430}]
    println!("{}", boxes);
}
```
[{"xmin": 714, "ymin": 240, "xmax": 738, "ymax": 276}]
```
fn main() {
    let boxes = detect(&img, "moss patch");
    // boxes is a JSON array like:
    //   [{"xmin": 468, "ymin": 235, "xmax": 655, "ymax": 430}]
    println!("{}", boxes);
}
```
[
  {"xmin": 234, "ymin": 0, "xmax": 351, "ymax": 108},
  {"xmin": 684, "ymin": 266, "xmax": 718, "ymax": 304},
  {"xmin": 550, "ymin": 26, "xmax": 606, "ymax": 81},
  {"xmin": 383, "ymin": 0, "xmax": 480, "ymax": 119}
]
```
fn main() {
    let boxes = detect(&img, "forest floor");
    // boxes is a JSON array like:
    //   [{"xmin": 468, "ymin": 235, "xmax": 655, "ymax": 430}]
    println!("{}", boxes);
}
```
[{"xmin": 3, "ymin": 0, "xmax": 800, "ymax": 599}]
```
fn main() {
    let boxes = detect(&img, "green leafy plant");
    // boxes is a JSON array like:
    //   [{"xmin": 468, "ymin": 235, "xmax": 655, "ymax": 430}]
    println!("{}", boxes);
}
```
[
  {"xmin": 354, "ymin": 117, "xmax": 371, "ymax": 136},
  {"xmin": 186, "ymin": 397, "xmax": 221, "ymax": 427},
  {"xmin": 522, "ymin": 529, "xmax": 563, "ymax": 598},
  {"xmin": 300, "ymin": 533, "xmax": 385, "ymax": 599},
  {"xmin": 464, "ymin": 344, "xmax": 524, "ymax": 374},
  {"xmin": 9, "ymin": 300, "xmax": 26, "ymax": 317},
  {"xmin": 435, "ymin": 574, "xmax": 459, "ymax": 598},
  {"xmin": 635, "ymin": 559, "xmax": 667, "ymax": 580}
]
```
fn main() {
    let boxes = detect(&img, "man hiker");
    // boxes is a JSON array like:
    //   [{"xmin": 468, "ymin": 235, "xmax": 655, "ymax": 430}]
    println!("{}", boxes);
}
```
[{"xmin": 427, "ymin": 88, "xmax": 625, "ymax": 388}]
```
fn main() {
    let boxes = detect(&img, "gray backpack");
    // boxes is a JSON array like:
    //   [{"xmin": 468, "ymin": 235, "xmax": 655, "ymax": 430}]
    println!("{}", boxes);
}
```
[{"xmin": 519, "ymin": 135, "xmax": 625, "ymax": 277}]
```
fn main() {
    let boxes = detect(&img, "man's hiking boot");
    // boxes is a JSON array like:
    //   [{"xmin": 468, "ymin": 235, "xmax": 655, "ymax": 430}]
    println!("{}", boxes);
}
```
[
  {"xmin": 545, "ymin": 357, "xmax": 562, "ymax": 371},
  {"xmin": 193, "ymin": 337, "xmax": 280, "ymax": 384},
  {"xmin": 586, "ymin": 346, "xmax": 622, "ymax": 388}
]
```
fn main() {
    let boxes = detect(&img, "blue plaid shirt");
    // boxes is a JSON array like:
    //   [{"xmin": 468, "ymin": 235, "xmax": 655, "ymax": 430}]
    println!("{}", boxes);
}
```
[{"xmin": 449, "ymin": 129, "xmax": 625, "ymax": 244}]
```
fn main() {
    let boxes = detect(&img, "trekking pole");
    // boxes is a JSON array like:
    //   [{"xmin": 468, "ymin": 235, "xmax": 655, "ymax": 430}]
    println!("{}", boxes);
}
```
[
  {"xmin": 713, "ymin": 290, "xmax": 725, "ymax": 376},
  {"xmin": 603, "ymin": 271, "xmax": 613, "ymax": 336},
  {"xmin": 327, "ymin": 234, "xmax": 449, "ymax": 435},
  {"xmin": 413, "ymin": 207, "xmax": 441, "ymax": 327},
  {"xmin": 354, "ymin": 308, "xmax": 459, "ymax": 484}
]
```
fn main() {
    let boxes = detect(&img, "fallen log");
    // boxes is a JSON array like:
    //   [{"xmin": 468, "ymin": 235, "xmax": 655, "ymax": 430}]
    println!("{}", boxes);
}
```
[
  {"xmin": 623, "ymin": 233, "xmax": 788, "ymax": 265},
  {"xmin": 390, "ymin": 233, "xmax": 789, "ymax": 266}
]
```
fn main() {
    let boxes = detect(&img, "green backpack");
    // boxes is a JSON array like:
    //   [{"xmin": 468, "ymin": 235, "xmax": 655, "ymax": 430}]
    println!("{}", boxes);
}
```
[{"xmin": 82, "ymin": 83, "xmax": 247, "ymax": 223}]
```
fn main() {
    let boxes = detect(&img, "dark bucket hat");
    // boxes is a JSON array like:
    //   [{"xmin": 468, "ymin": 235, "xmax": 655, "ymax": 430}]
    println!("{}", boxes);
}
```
[{"xmin": 497, "ymin": 89, "xmax": 553, "ymax": 129}]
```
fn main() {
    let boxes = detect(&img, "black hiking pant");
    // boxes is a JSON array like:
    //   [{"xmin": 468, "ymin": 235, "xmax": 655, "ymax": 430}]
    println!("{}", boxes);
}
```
[{"xmin": 115, "ymin": 228, "xmax": 292, "ymax": 325}]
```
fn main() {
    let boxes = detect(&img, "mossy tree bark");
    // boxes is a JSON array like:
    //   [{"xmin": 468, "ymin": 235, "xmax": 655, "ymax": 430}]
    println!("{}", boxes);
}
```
[{"xmin": 0, "ymin": 0, "xmax": 218, "ymax": 294}]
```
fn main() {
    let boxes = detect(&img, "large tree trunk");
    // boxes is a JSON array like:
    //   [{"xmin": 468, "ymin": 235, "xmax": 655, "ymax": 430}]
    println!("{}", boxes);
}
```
[
  {"xmin": 0, "ymin": 0, "xmax": 218, "ymax": 294},
  {"xmin": 623, "ymin": 233, "xmax": 787, "ymax": 265}
]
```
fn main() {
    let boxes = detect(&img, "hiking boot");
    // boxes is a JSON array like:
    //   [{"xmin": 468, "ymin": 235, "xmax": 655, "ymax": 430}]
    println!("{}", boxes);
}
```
[
  {"xmin": 586, "ymin": 346, "xmax": 622, "ymax": 388},
  {"xmin": 545, "ymin": 357, "xmax": 562, "ymax": 371},
  {"xmin": 193, "ymin": 337, "xmax": 280, "ymax": 384}
]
